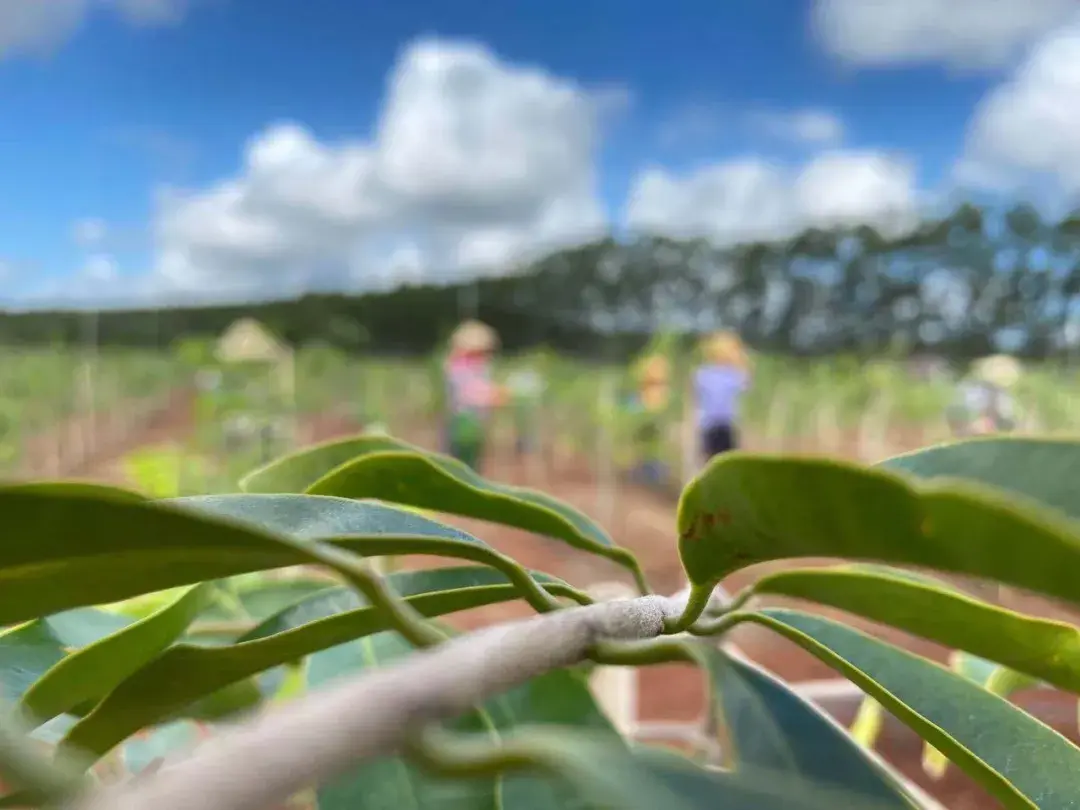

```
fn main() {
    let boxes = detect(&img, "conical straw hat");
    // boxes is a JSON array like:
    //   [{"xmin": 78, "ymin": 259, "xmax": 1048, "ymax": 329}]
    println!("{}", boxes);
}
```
[
  {"xmin": 971, "ymin": 354, "xmax": 1021, "ymax": 389},
  {"xmin": 450, "ymin": 320, "xmax": 499, "ymax": 353},
  {"xmin": 701, "ymin": 331, "xmax": 747, "ymax": 367}
]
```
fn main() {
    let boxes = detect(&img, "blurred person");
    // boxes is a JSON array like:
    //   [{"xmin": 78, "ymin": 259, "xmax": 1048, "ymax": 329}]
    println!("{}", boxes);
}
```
[
  {"xmin": 693, "ymin": 331, "xmax": 750, "ymax": 460},
  {"xmin": 946, "ymin": 354, "xmax": 1021, "ymax": 437},
  {"xmin": 443, "ymin": 320, "xmax": 507, "ymax": 471},
  {"xmin": 627, "ymin": 353, "xmax": 671, "ymax": 487}
]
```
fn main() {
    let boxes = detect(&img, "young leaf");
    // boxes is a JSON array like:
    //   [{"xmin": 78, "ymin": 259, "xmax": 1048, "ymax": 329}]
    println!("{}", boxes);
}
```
[
  {"xmin": 56, "ymin": 566, "xmax": 577, "ymax": 764},
  {"xmin": 241, "ymin": 435, "xmax": 648, "ymax": 592},
  {"xmin": 19, "ymin": 583, "xmax": 216, "ymax": 728},
  {"xmin": 750, "ymin": 564, "xmax": 1080, "ymax": 695},
  {"xmin": 879, "ymin": 437, "xmax": 1080, "ymax": 521},
  {"xmin": 723, "ymin": 607, "xmax": 1080, "ymax": 809},
  {"xmin": 675, "ymin": 455, "xmax": 1080, "ymax": 623},
  {"xmin": 697, "ymin": 646, "xmax": 911, "ymax": 806}
]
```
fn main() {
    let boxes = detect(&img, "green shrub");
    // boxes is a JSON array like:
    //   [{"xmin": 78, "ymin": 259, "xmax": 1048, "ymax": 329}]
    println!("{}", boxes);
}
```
[{"xmin": 3, "ymin": 434, "xmax": 1080, "ymax": 809}]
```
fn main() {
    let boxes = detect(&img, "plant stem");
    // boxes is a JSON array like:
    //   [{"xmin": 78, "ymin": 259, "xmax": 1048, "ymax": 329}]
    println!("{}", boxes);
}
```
[{"xmin": 65, "ymin": 594, "xmax": 683, "ymax": 810}]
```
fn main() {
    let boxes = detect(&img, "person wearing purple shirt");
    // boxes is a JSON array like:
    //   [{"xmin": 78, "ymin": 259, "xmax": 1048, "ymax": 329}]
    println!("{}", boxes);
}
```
[{"xmin": 693, "ymin": 331, "xmax": 750, "ymax": 459}]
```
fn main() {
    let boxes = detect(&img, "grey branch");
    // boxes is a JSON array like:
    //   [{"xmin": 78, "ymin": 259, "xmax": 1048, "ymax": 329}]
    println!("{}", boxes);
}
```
[{"xmin": 65, "ymin": 593, "xmax": 683, "ymax": 810}]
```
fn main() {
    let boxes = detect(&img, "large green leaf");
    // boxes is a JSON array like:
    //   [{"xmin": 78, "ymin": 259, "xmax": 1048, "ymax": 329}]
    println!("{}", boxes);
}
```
[
  {"xmin": 0, "ymin": 482, "xmax": 147, "ymax": 503},
  {"xmin": 879, "ymin": 437, "xmax": 1080, "ymax": 521},
  {"xmin": 172, "ymin": 494, "xmax": 578, "ymax": 612},
  {"xmin": 19, "ymin": 583, "xmax": 216, "ymax": 728},
  {"xmin": 0, "ymin": 490, "xmax": 566, "ymax": 624},
  {"xmin": 57, "ymin": 566, "xmax": 577, "ymax": 764},
  {"xmin": 698, "ymin": 647, "xmax": 912, "ymax": 807},
  {"xmin": 310, "ymin": 630, "xmax": 498, "ymax": 810},
  {"xmin": 457, "ymin": 728, "xmax": 897, "ymax": 810},
  {"xmin": 722, "ymin": 607, "xmax": 1080, "ymax": 809},
  {"xmin": 676, "ymin": 455, "xmax": 1080, "ymax": 618},
  {"xmin": 921, "ymin": 651, "xmax": 1038, "ymax": 780},
  {"xmin": 750, "ymin": 564, "xmax": 1080, "ymax": 694},
  {"xmin": 240, "ymin": 435, "xmax": 647, "ymax": 591}
]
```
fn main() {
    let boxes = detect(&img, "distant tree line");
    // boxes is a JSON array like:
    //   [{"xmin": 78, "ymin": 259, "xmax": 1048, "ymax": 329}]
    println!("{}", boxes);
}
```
[{"xmin": 5, "ymin": 201, "xmax": 1080, "ymax": 361}]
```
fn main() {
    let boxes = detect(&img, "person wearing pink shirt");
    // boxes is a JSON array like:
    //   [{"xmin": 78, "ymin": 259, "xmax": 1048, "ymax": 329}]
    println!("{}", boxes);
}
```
[{"xmin": 442, "ymin": 320, "xmax": 507, "ymax": 471}]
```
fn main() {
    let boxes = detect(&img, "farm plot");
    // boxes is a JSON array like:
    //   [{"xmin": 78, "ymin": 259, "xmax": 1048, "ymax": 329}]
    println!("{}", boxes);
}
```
[{"xmin": 14, "ymin": 340, "xmax": 1080, "ymax": 809}]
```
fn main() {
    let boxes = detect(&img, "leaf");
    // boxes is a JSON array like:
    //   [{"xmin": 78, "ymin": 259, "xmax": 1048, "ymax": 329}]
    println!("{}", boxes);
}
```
[
  {"xmin": 173, "ymin": 494, "xmax": 576, "ymax": 612},
  {"xmin": 0, "ymin": 610, "xmax": 131, "ymax": 704},
  {"xmin": 697, "ymin": 647, "xmax": 911, "ymax": 806},
  {"xmin": 922, "ymin": 651, "xmax": 1037, "ymax": 780},
  {"xmin": 676, "ymin": 454, "xmax": 1080, "ymax": 616},
  {"xmin": 309, "ymin": 630, "xmax": 498, "ymax": 810},
  {"xmin": 57, "ymin": 566, "xmax": 577, "ymax": 764},
  {"xmin": 0, "ymin": 482, "xmax": 147, "ymax": 503},
  {"xmin": 879, "ymin": 437, "xmax": 1080, "ymax": 522},
  {"xmin": 283, "ymin": 602, "xmax": 614, "ymax": 810},
  {"xmin": 496, "ymin": 729, "xmax": 900, "ymax": 810},
  {"xmin": 482, "ymin": 651, "xmax": 619, "ymax": 808},
  {"xmin": 215, "ymin": 578, "xmax": 336, "ymax": 623},
  {"xmin": 0, "ymin": 490, "xmax": 562, "ymax": 625},
  {"xmin": 19, "ymin": 583, "xmax": 216, "ymax": 728},
  {"xmin": 849, "ymin": 698, "xmax": 885, "ymax": 748},
  {"xmin": 751, "ymin": 564, "xmax": 1080, "ymax": 695},
  {"xmin": 724, "ymin": 607, "xmax": 1080, "ymax": 809},
  {"xmin": 240, "ymin": 435, "xmax": 648, "ymax": 591}
]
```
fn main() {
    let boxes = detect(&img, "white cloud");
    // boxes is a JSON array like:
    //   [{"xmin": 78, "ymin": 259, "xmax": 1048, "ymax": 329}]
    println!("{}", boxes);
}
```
[
  {"xmin": 0, "ymin": 0, "xmax": 192, "ymax": 59},
  {"xmin": 81, "ymin": 254, "xmax": 119, "ymax": 282},
  {"xmin": 152, "ymin": 38, "xmax": 610, "ymax": 294},
  {"xmin": 626, "ymin": 151, "xmax": 918, "ymax": 245},
  {"xmin": 657, "ymin": 104, "xmax": 723, "ymax": 147},
  {"xmin": 72, "ymin": 218, "xmax": 108, "ymax": 247},
  {"xmin": 747, "ymin": 108, "xmax": 845, "ymax": 145},
  {"xmin": 958, "ymin": 25, "xmax": 1080, "ymax": 194},
  {"xmin": 813, "ymin": 0, "xmax": 1078, "ymax": 69},
  {"xmin": 658, "ymin": 105, "xmax": 844, "ymax": 148}
]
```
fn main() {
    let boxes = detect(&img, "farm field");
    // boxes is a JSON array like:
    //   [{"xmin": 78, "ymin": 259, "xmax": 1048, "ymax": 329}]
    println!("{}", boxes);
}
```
[{"xmin": 7, "ymin": 333, "xmax": 1080, "ymax": 808}]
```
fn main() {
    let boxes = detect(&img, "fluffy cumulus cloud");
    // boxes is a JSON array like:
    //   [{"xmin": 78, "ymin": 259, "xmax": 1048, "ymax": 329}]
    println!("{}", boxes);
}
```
[
  {"xmin": 154, "ymin": 38, "xmax": 610, "ymax": 295},
  {"xmin": 0, "ymin": 0, "xmax": 191, "ymax": 59},
  {"xmin": 813, "ymin": 0, "xmax": 1078, "ymax": 69},
  {"xmin": 957, "ymin": 25, "xmax": 1080, "ymax": 194},
  {"xmin": 626, "ymin": 151, "xmax": 919, "ymax": 245}
]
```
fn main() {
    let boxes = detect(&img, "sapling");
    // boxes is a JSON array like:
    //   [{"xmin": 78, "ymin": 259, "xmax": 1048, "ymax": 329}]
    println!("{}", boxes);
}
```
[{"xmin": 2, "ymin": 433, "xmax": 1079, "ymax": 810}]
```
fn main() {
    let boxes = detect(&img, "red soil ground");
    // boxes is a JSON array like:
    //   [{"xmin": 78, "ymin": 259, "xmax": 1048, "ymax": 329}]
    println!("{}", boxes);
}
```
[{"xmin": 23, "ymin": 398, "xmax": 1080, "ymax": 808}]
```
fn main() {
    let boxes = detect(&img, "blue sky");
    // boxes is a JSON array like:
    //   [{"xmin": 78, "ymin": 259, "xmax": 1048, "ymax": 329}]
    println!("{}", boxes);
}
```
[{"xmin": 1, "ymin": 0, "xmax": 1078, "ymax": 308}]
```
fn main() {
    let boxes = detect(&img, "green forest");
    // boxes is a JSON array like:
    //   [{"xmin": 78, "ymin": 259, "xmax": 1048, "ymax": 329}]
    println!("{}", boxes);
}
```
[{"xmin": 5, "ymin": 201, "xmax": 1080, "ymax": 361}]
